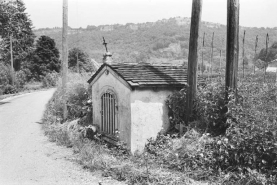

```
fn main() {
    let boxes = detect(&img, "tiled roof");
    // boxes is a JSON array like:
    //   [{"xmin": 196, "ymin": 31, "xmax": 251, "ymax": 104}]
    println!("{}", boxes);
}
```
[{"xmin": 88, "ymin": 63, "xmax": 204, "ymax": 87}]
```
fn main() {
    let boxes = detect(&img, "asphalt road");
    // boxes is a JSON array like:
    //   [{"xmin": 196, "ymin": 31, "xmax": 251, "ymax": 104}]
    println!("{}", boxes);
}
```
[{"xmin": 0, "ymin": 89, "xmax": 124, "ymax": 185}]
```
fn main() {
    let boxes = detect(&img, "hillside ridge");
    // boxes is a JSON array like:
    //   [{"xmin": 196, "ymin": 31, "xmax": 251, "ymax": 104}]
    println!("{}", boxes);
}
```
[{"xmin": 33, "ymin": 16, "xmax": 277, "ymax": 68}]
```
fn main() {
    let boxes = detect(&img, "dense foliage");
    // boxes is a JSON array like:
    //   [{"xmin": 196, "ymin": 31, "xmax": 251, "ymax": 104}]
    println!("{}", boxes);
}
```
[
  {"xmin": 43, "ymin": 73, "xmax": 90, "ymax": 122},
  {"xmin": 0, "ymin": 0, "xmax": 38, "ymax": 93},
  {"xmin": 160, "ymin": 75, "xmax": 277, "ymax": 183},
  {"xmin": 0, "ymin": 0, "xmax": 35, "ymax": 71},
  {"xmin": 68, "ymin": 47, "xmax": 94, "ymax": 72},
  {"xmin": 166, "ymin": 83, "xmax": 228, "ymax": 136},
  {"xmin": 0, "ymin": 63, "xmax": 11, "ymax": 87},
  {"xmin": 255, "ymin": 41, "xmax": 277, "ymax": 66},
  {"xmin": 30, "ymin": 35, "xmax": 61, "ymax": 80},
  {"xmin": 41, "ymin": 72, "xmax": 59, "ymax": 88}
]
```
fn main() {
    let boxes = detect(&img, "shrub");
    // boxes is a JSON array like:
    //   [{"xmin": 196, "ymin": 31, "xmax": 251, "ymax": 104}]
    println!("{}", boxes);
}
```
[
  {"xmin": 164, "ymin": 75, "xmax": 277, "ymax": 182},
  {"xmin": 42, "ymin": 72, "xmax": 59, "ymax": 88},
  {"xmin": 195, "ymin": 83, "xmax": 229, "ymax": 135},
  {"xmin": 66, "ymin": 83, "xmax": 89, "ymax": 120},
  {"xmin": 166, "ymin": 82, "xmax": 228, "ymax": 135},
  {"xmin": 0, "ymin": 63, "xmax": 11, "ymax": 86},
  {"xmin": 43, "ymin": 72, "xmax": 91, "ymax": 122},
  {"xmin": 209, "ymin": 79, "xmax": 277, "ymax": 177},
  {"xmin": 3, "ymin": 84, "xmax": 18, "ymax": 94},
  {"xmin": 15, "ymin": 70, "xmax": 27, "ymax": 89},
  {"xmin": 166, "ymin": 88, "xmax": 186, "ymax": 132}
]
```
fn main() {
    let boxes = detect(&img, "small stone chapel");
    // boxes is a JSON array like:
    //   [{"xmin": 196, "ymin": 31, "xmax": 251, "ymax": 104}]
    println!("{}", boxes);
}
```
[{"xmin": 88, "ymin": 50, "xmax": 194, "ymax": 153}]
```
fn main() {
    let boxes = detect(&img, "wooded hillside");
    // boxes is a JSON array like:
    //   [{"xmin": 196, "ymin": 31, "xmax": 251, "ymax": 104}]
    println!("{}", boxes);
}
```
[{"xmin": 34, "ymin": 17, "xmax": 277, "ymax": 68}]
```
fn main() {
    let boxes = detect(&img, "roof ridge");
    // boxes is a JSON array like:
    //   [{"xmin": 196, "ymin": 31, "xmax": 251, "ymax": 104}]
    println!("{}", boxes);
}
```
[{"xmin": 88, "ymin": 63, "xmax": 202, "ymax": 87}]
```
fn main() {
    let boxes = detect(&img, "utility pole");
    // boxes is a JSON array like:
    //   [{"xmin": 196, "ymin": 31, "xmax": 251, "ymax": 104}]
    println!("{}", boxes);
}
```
[
  {"xmin": 9, "ymin": 34, "xmax": 14, "ymax": 86},
  {"xmin": 254, "ymin": 35, "xmax": 258, "ymax": 74},
  {"xmin": 242, "ymin": 30, "xmax": 246, "ymax": 78},
  {"xmin": 226, "ymin": 0, "xmax": 240, "ymax": 100},
  {"xmin": 201, "ymin": 32, "xmax": 205, "ymax": 76},
  {"xmin": 184, "ymin": 0, "xmax": 202, "ymax": 134},
  {"xmin": 62, "ymin": 0, "xmax": 68, "ymax": 120}
]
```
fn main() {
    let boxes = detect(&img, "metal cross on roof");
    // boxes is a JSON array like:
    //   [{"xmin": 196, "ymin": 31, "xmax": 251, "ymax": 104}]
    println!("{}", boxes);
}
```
[{"xmin": 102, "ymin": 37, "xmax": 108, "ymax": 52}]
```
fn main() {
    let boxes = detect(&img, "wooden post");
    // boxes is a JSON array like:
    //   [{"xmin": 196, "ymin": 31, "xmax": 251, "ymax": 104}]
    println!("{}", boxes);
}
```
[
  {"xmin": 201, "ymin": 32, "xmax": 205, "ymax": 76},
  {"xmin": 9, "ymin": 34, "xmax": 14, "ymax": 86},
  {"xmin": 76, "ymin": 27, "xmax": 80, "ymax": 73},
  {"xmin": 62, "ymin": 0, "xmax": 68, "ymax": 120},
  {"xmin": 76, "ymin": 52, "xmax": 79, "ymax": 73},
  {"xmin": 254, "ymin": 35, "xmax": 258, "ymax": 74},
  {"xmin": 275, "ymin": 60, "xmax": 277, "ymax": 86},
  {"xmin": 219, "ymin": 49, "xmax": 222, "ymax": 75},
  {"xmin": 264, "ymin": 33, "xmax": 269, "ymax": 83},
  {"xmin": 184, "ymin": 0, "xmax": 202, "ymax": 134},
  {"xmin": 210, "ymin": 32, "xmax": 214, "ymax": 78},
  {"xmin": 220, "ymin": 38, "xmax": 225, "ymax": 80},
  {"xmin": 242, "ymin": 30, "xmax": 245, "ymax": 78},
  {"xmin": 226, "ymin": 0, "xmax": 240, "ymax": 100}
]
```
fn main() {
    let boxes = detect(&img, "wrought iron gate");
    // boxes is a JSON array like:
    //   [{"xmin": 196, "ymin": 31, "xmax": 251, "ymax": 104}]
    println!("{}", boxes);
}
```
[{"xmin": 101, "ymin": 91, "xmax": 117, "ymax": 136}]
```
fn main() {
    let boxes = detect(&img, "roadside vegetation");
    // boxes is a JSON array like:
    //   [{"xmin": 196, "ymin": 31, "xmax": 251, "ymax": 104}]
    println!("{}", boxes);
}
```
[
  {"xmin": 42, "ymin": 69, "xmax": 277, "ymax": 184},
  {"xmin": 0, "ymin": 1, "xmax": 94, "ymax": 96}
]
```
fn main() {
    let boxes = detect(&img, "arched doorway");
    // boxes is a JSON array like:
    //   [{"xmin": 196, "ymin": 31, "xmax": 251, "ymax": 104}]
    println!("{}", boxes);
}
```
[{"xmin": 100, "ymin": 90, "xmax": 118, "ymax": 137}]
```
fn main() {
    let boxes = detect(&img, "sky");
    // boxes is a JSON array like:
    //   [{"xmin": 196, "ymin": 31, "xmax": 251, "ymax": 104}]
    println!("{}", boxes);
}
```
[{"xmin": 23, "ymin": 0, "xmax": 277, "ymax": 29}]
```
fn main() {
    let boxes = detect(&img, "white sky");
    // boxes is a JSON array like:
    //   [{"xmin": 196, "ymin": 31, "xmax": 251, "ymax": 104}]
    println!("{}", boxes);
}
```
[{"xmin": 23, "ymin": 0, "xmax": 277, "ymax": 29}]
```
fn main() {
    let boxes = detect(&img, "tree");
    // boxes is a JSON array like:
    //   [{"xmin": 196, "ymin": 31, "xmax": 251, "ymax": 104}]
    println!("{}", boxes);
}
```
[
  {"xmin": 255, "ymin": 41, "xmax": 277, "ymax": 66},
  {"xmin": 30, "ymin": 35, "xmax": 61, "ymax": 79},
  {"xmin": 0, "ymin": 0, "xmax": 35, "ymax": 71},
  {"xmin": 68, "ymin": 47, "xmax": 93, "ymax": 72}
]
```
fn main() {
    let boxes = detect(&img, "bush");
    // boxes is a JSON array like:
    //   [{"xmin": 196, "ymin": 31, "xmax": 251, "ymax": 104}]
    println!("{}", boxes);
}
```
[
  {"xmin": 166, "ymin": 88, "xmax": 186, "ymax": 132},
  {"xmin": 42, "ymin": 72, "xmax": 59, "ymax": 88},
  {"xmin": 43, "ymin": 72, "xmax": 91, "ymax": 122},
  {"xmin": 3, "ymin": 84, "xmax": 18, "ymax": 94},
  {"xmin": 67, "ymin": 83, "xmax": 89, "ymax": 120},
  {"xmin": 164, "ymin": 75, "xmax": 277, "ymax": 183},
  {"xmin": 0, "ymin": 63, "xmax": 11, "ymax": 86},
  {"xmin": 195, "ymin": 83, "xmax": 229, "ymax": 135},
  {"xmin": 15, "ymin": 70, "xmax": 27, "ymax": 89},
  {"xmin": 209, "ymin": 79, "xmax": 277, "ymax": 177},
  {"xmin": 166, "ymin": 82, "xmax": 228, "ymax": 135}
]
